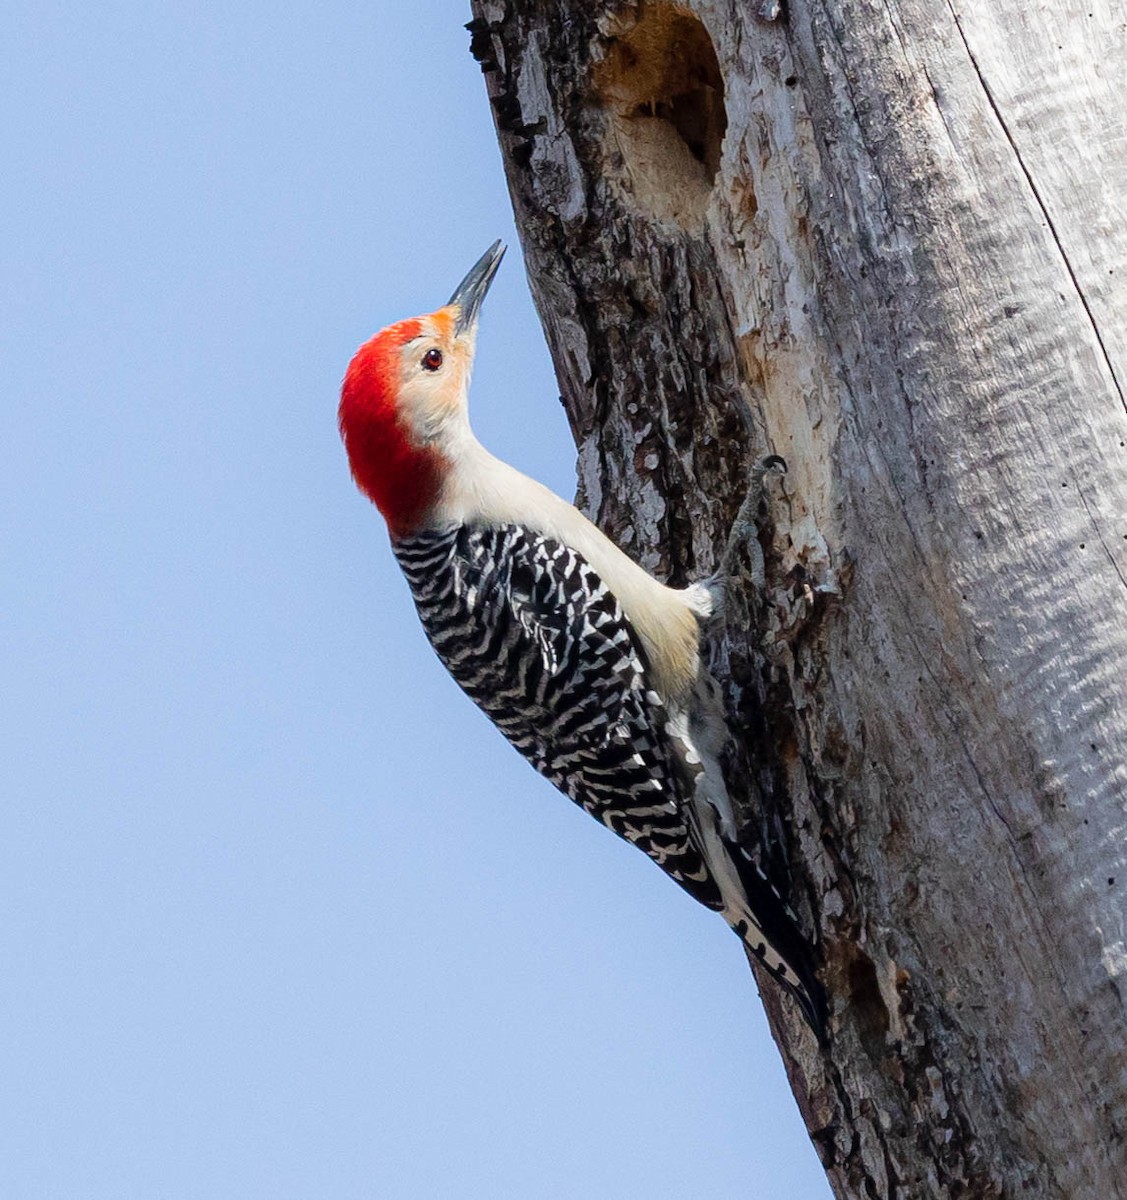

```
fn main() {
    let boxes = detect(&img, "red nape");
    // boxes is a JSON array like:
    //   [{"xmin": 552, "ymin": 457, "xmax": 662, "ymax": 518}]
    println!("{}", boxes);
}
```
[{"xmin": 338, "ymin": 320, "xmax": 447, "ymax": 537}]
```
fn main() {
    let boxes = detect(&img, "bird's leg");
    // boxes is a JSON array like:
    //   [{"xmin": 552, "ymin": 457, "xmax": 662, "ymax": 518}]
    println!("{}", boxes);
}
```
[
  {"xmin": 717, "ymin": 454, "xmax": 787, "ymax": 585},
  {"xmin": 701, "ymin": 455, "xmax": 787, "ymax": 620}
]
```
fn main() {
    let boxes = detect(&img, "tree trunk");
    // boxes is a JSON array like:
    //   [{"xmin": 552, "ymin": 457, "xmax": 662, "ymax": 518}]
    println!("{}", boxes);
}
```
[{"xmin": 468, "ymin": 0, "xmax": 1127, "ymax": 1195}]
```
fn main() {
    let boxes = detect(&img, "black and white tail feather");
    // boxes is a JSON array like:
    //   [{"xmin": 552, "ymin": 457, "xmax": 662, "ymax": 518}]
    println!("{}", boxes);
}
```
[{"xmin": 662, "ymin": 666, "xmax": 826, "ymax": 1039}]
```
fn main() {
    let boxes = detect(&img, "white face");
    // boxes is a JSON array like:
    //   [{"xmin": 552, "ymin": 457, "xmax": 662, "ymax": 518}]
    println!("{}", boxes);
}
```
[{"xmin": 393, "ymin": 307, "xmax": 476, "ymax": 447}]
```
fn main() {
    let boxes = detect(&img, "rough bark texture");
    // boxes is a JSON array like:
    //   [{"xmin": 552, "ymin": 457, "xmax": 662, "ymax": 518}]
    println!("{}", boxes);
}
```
[{"xmin": 467, "ymin": 1, "xmax": 1127, "ymax": 1196}]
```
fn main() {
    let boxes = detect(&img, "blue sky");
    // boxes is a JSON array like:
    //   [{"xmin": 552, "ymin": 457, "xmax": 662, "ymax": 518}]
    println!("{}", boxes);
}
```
[{"xmin": 2, "ymin": 3, "xmax": 830, "ymax": 1196}]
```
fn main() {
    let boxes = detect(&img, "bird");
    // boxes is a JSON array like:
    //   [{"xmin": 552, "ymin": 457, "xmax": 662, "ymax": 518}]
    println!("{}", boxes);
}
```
[{"xmin": 338, "ymin": 241, "xmax": 825, "ymax": 1035}]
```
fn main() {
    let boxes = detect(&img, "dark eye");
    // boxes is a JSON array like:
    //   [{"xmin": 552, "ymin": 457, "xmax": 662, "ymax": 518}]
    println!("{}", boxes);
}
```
[{"xmin": 421, "ymin": 347, "xmax": 443, "ymax": 372}]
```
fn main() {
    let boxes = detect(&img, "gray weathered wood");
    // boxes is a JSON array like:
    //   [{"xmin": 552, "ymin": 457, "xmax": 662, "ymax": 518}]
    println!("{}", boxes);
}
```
[{"xmin": 468, "ymin": 0, "xmax": 1127, "ymax": 1194}]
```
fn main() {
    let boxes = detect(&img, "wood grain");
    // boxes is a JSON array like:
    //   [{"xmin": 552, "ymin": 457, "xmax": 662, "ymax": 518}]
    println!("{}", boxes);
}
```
[{"xmin": 469, "ymin": 1, "xmax": 1127, "ymax": 1193}]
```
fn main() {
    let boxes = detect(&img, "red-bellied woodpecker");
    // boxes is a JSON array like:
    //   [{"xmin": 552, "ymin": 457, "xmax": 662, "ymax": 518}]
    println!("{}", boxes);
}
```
[{"xmin": 339, "ymin": 242, "xmax": 825, "ymax": 1034}]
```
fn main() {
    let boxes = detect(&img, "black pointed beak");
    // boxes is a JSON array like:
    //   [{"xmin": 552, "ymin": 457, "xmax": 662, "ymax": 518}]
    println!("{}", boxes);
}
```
[{"xmin": 449, "ymin": 240, "xmax": 505, "ymax": 335}]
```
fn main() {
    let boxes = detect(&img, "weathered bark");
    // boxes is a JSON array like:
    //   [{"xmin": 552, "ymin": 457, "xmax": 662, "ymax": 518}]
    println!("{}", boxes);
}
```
[{"xmin": 468, "ymin": 0, "xmax": 1127, "ymax": 1196}]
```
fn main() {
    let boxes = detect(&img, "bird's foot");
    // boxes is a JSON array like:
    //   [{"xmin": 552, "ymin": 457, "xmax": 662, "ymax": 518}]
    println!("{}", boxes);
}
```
[{"xmin": 703, "ymin": 455, "xmax": 787, "ymax": 615}]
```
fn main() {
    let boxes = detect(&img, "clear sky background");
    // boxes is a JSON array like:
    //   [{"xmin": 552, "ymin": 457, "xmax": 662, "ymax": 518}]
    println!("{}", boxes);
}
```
[{"xmin": 2, "ymin": 3, "xmax": 831, "ymax": 1196}]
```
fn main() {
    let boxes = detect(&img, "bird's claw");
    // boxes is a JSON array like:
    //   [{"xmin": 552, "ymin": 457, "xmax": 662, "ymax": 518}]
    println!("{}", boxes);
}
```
[{"xmin": 706, "ymin": 453, "xmax": 788, "ymax": 611}]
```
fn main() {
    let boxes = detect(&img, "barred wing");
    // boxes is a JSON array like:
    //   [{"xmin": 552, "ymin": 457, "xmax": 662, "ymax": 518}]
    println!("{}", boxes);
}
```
[{"xmin": 394, "ymin": 523, "xmax": 722, "ymax": 908}]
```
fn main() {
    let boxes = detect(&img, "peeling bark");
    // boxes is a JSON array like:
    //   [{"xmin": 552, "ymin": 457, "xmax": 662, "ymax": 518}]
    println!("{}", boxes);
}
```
[{"xmin": 468, "ymin": 1, "xmax": 1127, "ymax": 1195}]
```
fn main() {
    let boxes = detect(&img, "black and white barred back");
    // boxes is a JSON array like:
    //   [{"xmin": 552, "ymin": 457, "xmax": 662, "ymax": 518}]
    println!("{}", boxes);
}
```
[{"xmin": 393, "ymin": 522, "xmax": 726, "ymax": 912}]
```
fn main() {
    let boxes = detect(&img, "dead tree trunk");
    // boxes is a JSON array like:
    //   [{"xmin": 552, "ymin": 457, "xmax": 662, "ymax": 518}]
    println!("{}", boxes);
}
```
[{"xmin": 468, "ymin": 1, "xmax": 1127, "ymax": 1195}]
